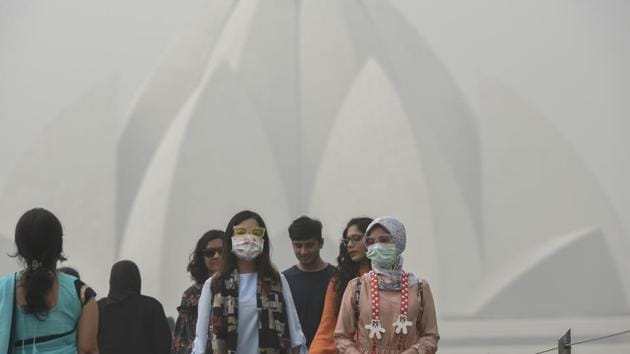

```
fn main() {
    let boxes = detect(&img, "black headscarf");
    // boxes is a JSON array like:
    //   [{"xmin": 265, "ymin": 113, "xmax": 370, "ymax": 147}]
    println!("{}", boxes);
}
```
[
  {"xmin": 106, "ymin": 260, "xmax": 141, "ymax": 304},
  {"xmin": 98, "ymin": 260, "xmax": 171, "ymax": 354}
]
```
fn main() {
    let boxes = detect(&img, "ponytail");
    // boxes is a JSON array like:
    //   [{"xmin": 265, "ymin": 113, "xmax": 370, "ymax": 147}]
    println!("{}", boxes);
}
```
[
  {"xmin": 20, "ymin": 262, "xmax": 56, "ymax": 317},
  {"xmin": 13, "ymin": 208, "xmax": 66, "ymax": 318}
]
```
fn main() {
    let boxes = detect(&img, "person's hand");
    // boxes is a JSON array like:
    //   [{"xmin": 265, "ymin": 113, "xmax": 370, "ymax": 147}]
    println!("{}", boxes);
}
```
[{"xmin": 401, "ymin": 348, "xmax": 419, "ymax": 354}]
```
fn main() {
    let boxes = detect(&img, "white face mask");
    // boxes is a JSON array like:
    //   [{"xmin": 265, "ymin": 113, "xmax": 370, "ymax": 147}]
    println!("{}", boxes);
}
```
[{"xmin": 231, "ymin": 234, "xmax": 264, "ymax": 261}]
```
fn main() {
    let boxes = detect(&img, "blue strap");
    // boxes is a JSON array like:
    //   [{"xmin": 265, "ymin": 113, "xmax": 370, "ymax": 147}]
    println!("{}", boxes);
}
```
[
  {"xmin": 7, "ymin": 273, "xmax": 17, "ymax": 354},
  {"xmin": 14, "ymin": 328, "xmax": 76, "ymax": 347}
]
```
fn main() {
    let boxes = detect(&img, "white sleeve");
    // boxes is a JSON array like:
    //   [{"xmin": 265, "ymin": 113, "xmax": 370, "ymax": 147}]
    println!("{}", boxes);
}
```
[
  {"xmin": 192, "ymin": 277, "xmax": 213, "ymax": 354},
  {"xmin": 280, "ymin": 273, "xmax": 307, "ymax": 353}
]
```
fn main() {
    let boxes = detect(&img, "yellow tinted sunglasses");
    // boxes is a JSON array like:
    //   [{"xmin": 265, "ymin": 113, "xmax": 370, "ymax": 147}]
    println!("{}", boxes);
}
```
[{"xmin": 232, "ymin": 226, "xmax": 266, "ymax": 238}]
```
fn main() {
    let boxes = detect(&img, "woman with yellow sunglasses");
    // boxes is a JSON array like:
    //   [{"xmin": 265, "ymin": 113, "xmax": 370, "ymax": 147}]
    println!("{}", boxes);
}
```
[{"xmin": 192, "ymin": 210, "xmax": 306, "ymax": 354}]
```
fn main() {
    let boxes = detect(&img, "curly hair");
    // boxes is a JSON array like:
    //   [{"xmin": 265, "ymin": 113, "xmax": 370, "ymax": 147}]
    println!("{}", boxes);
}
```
[
  {"xmin": 187, "ymin": 229, "xmax": 225, "ymax": 284},
  {"xmin": 332, "ymin": 217, "xmax": 373, "ymax": 312}
]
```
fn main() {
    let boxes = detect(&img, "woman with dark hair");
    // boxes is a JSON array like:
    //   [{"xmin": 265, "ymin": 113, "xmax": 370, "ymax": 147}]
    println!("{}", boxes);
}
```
[
  {"xmin": 192, "ymin": 210, "xmax": 307, "ymax": 354},
  {"xmin": 0, "ymin": 208, "xmax": 98, "ymax": 353},
  {"xmin": 334, "ymin": 217, "xmax": 439, "ymax": 353},
  {"xmin": 97, "ymin": 260, "xmax": 172, "ymax": 354},
  {"xmin": 171, "ymin": 229, "xmax": 225, "ymax": 354},
  {"xmin": 310, "ymin": 217, "xmax": 373, "ymax": 353}
]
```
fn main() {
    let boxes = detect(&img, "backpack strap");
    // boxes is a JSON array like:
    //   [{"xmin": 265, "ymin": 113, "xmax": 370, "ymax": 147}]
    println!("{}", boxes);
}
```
[
  {"xmin": 353, "ymin": 276, "xmax": 362, "ymax": 324},
  {"xmin": 8, "ymin": 273, "xmax": 17, "ymax": 354},
  {"xmin": 416, "ymin": 279, "xmax": 424, "ymax": 326},
  {"xmin": 73, "ymin": 279, "xmax": 96, "ymax": 306},
  {"xmin": 14, "ymin": 329, "xmax": 76, "ymax": 348}
]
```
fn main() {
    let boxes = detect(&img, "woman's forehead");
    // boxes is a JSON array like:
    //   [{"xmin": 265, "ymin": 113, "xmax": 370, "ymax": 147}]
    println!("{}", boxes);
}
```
[
  {"xmin": 235, "ymin": 218, "xmax": 259, "ymax": 228},
  {"xmin": 367, "ymin": 224, "xmax": 389, "ymax": 236}
]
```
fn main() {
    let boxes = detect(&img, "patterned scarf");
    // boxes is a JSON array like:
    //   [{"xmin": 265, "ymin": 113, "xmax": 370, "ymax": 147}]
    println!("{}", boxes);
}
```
[{"xmin": 211, "ymin": 270, "xmax": 290, "ymax": 353}]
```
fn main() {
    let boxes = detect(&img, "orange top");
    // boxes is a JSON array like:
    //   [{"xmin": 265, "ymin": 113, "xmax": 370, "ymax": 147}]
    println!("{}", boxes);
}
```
[{"xmin": 310, "ymin": 263, "xmax": 370, "ymax": 354}]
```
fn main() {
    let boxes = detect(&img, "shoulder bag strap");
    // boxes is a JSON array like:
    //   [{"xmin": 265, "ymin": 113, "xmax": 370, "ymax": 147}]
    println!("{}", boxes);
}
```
[{"xmin": 7, "ymin": 273, "xmax": 17, "ymax": 354}]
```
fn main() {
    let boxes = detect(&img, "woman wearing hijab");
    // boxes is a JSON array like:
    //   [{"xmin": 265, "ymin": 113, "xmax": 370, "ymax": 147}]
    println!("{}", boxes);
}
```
[
  {"xmin": 310, "ymin": 217, "xmax": 373, "ymax": 353},
  {"xmin": 334, "ymin": 217, "xmax": 439, "ymax": 354},
  {"xmin": 192, "ymin": 210, "xmax": 307, "ymax": 354},
  {"xmin": 172, "ymin": 230, "xmax": 225, "ymax": 354},
  {"xmin": 97, "ymin": 260, "xmax": 172, "ymax": 354},
  {"xmin": 0, "ymin": 208, "xmax": 98, "ymax": 354}
]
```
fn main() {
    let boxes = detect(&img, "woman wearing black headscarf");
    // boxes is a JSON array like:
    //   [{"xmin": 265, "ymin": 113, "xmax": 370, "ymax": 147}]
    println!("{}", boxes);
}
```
[{"xmin": 97, "ymin": 260, "xmax": 172, "ymax": 354}]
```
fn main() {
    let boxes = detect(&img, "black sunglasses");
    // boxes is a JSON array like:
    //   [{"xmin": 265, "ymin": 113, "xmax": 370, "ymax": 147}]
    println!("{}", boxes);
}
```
[{"xmin": 203, "ymin": 247, "xmax": 223, "ymax": 258}]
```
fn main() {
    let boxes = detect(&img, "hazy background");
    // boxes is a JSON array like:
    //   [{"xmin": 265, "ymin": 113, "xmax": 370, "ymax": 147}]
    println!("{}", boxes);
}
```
[{"xmin": 1, "ymin": 1, "xmax": 629, "ymax": 352}]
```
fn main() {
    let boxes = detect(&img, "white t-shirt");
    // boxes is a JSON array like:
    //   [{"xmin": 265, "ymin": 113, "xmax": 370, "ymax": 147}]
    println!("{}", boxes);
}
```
[{"xmin": 192, "ymin": 272, "xmax": 307, "ymax": 354}]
